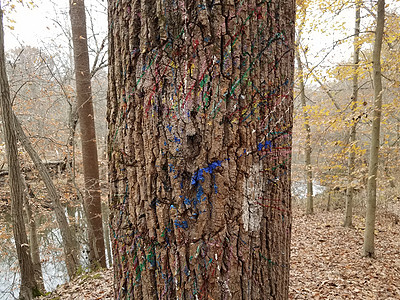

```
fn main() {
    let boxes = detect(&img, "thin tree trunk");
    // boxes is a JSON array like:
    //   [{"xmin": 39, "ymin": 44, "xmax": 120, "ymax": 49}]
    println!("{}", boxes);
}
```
[
  {"xmin": 296, "ymin": 4, "xmax": 313, "ymax": 215},
  {"xmin": 0, "ymin": 5, "xmax": 38, "ymax": 299},
  {"xmin": 344, "ymin": 0, "xmax": 361, "ymax": 228},
  {"xmin": 22, "ymin": 178, "xmax": 45, "ymax": 292},
  {"xmin": 363, "ymin": 0, "xmax": 385, "ymax": 258},
  {"xmin": 108, "ymin": 0, "xmax": 294, "ymax": 298},
  {"xmin": 102, "ymin": 202, "xmax": 112, "ymax": 267},
  {"xmin": 296, "ymin": 47, "xmax": 313, "ymax": 215},
  {"xmin": 327, "ymin": 188, "xmax": 331, "ymax": 212},
  {"xmin": 69, "ymin": 0, "xmax": 106, "ymax": 269},
  {"xmin": 66, "ymin": 102, "xmax": 78, "ymax": 186},
  {"xmin": 13, "ymin": 113, "xmax": 79, "ymax": 279},
  {"xmin": 65, "ymin": 102, "xmax": 86, "ymax": 251}
]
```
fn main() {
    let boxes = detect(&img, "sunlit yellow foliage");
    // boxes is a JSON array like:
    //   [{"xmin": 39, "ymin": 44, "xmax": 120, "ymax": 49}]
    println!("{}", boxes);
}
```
[{"xmin": 293, "ymin": 0, "xmax": 400, "ymax": 192}]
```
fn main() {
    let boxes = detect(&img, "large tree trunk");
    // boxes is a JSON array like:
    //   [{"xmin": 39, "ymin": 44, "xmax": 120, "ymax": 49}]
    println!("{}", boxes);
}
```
[
  {"xmin": 344, "ymin": 0, "xmax": 361, "ymax": 228},
  {"xmin": 108, "ymin": 0, "xmax": 294, "ymax": 299},
  {"xmin": 363, "ymin": 0, "xmax": 385, "ymax": 257},
  {"xmin": 69, "ymin": 0, "xmax": 106, "ymax": 268},
  {"xmin": 0, "ymin": 5, "xmax": 38, "ymax": 299}
]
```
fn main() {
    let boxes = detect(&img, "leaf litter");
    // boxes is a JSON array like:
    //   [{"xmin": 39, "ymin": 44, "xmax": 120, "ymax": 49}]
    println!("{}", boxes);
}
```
[
  {"xmin": 39, "ymin": 208, "xmax": 400, "ymax": 299},
  {"xmin": 289, "ymin": 208, "xmax": 400, "ymax": 299},
  {"xmin": 39, "ymin": 268, "xmax": 113, "ymax": 300}
]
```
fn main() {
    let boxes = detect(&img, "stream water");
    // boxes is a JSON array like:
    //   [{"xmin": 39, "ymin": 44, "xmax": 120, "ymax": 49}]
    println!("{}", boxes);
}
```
[{"xmin": 0, "ymin": 227, "xmax": 67, "ymax": 300}]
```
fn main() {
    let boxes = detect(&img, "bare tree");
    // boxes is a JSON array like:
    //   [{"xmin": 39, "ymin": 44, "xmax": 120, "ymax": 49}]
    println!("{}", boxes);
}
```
[
  {"xmin": 0, "ymin": 4, "xmax": 39, "ymax": 299},
  {"xmin": 22, "ymin": 177, "xmax": 45, "ymax": 292},
  {"xmin": 296, "ymin": 6, "xmax": 314, "ymax": 215},
  {"xmin": 363, "ymin": 0, "xmax": 385, "ymax": 257},
  {"xmin": 296, "ymin": 50, "xmax": 314, "ymax": 215},
  {"xmin": 344, "ymin": 0, "xmax": 362, "ymax": 228},
  {"xmin": 13, "ymin": 113, "xmax": 79, "ymax": 279},
  {"xmin": 69, "ymin": 0, "xmax": 106, "ymax": 268}
]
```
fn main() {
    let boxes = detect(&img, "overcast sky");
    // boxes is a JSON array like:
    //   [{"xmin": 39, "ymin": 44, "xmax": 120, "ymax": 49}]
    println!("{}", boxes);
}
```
[
  {"xmin": 3, "ymin": 0, "xmax": 400, "ymax": 73},
  {"xmin": 4, "ymin": 0, "xmax": 107, "ymax": 51},
  {"xmin": 1, "ymin": 0, "xmax": 365, "ymax": 69}
]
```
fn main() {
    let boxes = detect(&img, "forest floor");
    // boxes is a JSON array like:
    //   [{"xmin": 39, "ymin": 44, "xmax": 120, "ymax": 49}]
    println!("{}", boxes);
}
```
[
  {"xmin": 39, "ymin": 268, "xmax": 113, "ymax": 300},
  {"xmin": 39, "ymin": 207, "xmax": 400, "ymax": 299},
  {"xmin": 289, "ymin": 207, "xmax": 400, "ymax": 299}
]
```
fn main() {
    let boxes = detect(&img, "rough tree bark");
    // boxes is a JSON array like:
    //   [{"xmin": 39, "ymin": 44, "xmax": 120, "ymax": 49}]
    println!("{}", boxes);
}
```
[
  {"xmin": 69, "ymin": 0, "xmax": 106, "ymax": 268},
  {"xmin": 13, "ymin": 113, "xmax": 79, "ymax": 279},
  {"xmin": 363, "ymin": 0, "xmax": 385, "ymax": 257},
  {"xmin": 108, "ymin": 0, "xmax": 294, "ymax": 299},
  {"xmin": 344, "ymin": 0, "xmax": 361, "ymax": 228},
  {"xmin": 0, "ymin": 4, "xmax": 38, "ymax": 299}
]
